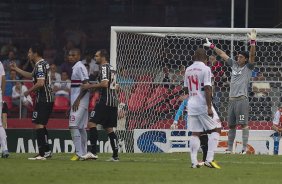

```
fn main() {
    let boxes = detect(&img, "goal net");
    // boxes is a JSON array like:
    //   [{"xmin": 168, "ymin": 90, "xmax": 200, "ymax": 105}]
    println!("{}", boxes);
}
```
[{"xmin": 111, "ymin": 27, "xmax": 282, "ymax": 154}]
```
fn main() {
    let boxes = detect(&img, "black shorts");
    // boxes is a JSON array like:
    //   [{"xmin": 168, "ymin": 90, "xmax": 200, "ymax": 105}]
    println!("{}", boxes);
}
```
[
  {"xmin": 89, "ymin": 103, "xmax": 117, "ymax": 128},
  {"xmin": 32, "ymin": 102, "xmax": 53, "ymax": 125},
  {"xmin": 2, "ymin": 101, "xmax": 8, "ymax": 114}
]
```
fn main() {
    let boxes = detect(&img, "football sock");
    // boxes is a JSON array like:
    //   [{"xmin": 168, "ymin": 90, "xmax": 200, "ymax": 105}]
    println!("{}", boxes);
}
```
[
  {"xmin": 200, "ymin": 134, "xmax": 208, "ymax": 161},
  {"xmin": 43, "ymin": 127, "xmax": 50, "ymax": 152},
  {"xmin": 189, "ymin": 136, "xmax": 200, "ymax": 165},
  {"xmin": 89, "ymin": 127, "xmax": 98, "ymax": 154},
  {"xmin": 79, "ymin": 128, "xmax": 87, "ymax": 155},
  {"xmin": 242, "ymin": 127, "xmax": 249, "ymax": 151},
  {"xmin": 70, "ymin": 128, "xmax": 82, "ymax": 157},
  {"xmin": 108, "ymin": 132, "xmax": 119, "ymax": 158},
  {"xmin": 0, "ymin": 127, "xmax": 8, "ymax": 151},
  {"xmin": 36, "ymin": 128, "xmax": 46, "ymax": 156},
  {"xmin": 228, "ymin": 129, "xmax": 236, "ymax": 151},
  {"xmin": 206, "ymin": 132, "xmax": 220, "ymax": 162}
]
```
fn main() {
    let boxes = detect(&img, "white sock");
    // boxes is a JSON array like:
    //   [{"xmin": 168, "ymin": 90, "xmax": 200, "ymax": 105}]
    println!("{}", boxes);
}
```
[
  {"xmin": 189, "ymin": 136, "xmax": 200, "ymax": 165},
  {"xmin": 79, "ymin": 129, "xmax": 88, "ymax": 155},
  {"xmin": 0, "ymin": 127, "xmax": 8, "ymax": 151},
  {"xmin": 206, "ymin": 132, "xmax": 220, "ymax": 162},
  {"xmin": 70, "ymin": 128, "xmax": 82, "ymax": 157}
]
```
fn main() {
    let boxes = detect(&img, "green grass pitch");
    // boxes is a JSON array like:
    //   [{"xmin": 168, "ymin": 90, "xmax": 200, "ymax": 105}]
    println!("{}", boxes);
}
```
[{"xmin": 0, "ymin": 153, "xmax": 282, "ymax": 184}]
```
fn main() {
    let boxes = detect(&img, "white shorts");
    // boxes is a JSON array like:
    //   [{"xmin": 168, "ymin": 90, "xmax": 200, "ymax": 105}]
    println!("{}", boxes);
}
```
[
  {"xmin": 0, "ymin": 102, "xmax": 2, "ymax": 127},
  {"xmin": 69, "ymin": 106, "xmax": 88, "ymax": 129},
  {"xmin": 212, "ymin": 106, "xmax": 222, "ymax": 128},
  {"xmin": 188, "ymin": 113, "xmax": 217, "ymax": 132}
]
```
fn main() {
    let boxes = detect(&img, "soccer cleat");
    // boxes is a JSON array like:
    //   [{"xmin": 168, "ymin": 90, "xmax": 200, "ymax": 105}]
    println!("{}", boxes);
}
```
[
  {"xmin": 81, "ymin": 152, "xmax": 98, "ymax": 160},
  {"xmin": 28, "ymin": 154, "xmax": 46, "ymax": 160},
  {"xmin": 1, "ymin": 150, "xmax": 9, "ymax": 158},
  {"xmin": 106, "ymin": 157, "xmax": 119, "ymax": 162},
  {"xmin": 44, "ymin": 151, "xmax": 52, "ymax": 159},
  {"xmin": 70, "ymin": 155, "xmax": 85, "ymax": 161},
  {"xmin": 239, "ymin": 150, "xmax": 247, "ymax": 155},
  {"xmin": 224, "ymin": 149, "xmax": 232, "ymax": 154},
  {"xmin": 191, "ymin": 163, "xmax": 201, "ymax": 168},
  {"xmin": 204, "ymin": 161, "xmax": 221, "ymax": 169}
]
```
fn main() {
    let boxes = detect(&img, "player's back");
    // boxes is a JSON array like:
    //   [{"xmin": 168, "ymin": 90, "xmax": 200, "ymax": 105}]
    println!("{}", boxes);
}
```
[{"xmin": 184, "ymin": 61, "xmax": 212, "ymax": 115}]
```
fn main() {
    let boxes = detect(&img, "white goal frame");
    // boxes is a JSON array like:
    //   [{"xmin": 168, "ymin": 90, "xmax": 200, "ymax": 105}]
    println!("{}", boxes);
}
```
[{"xmin": 110, "ymin": 26, "xmax": 282, "ymax": 70}]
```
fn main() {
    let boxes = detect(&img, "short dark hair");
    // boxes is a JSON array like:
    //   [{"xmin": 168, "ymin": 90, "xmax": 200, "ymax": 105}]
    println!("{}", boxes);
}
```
[
  {"xmin": 70, "ymin": 48, "xmax": 81, "ymax": 55},
  {"xmin": 194, "ymin": 48, "xmax": 207, "ymax": 61},
  {"xmin": 30, "ymin": 43, "xmax": 44, "ymax": 57},
  {"xmin": 97, "ymin": 49, "xmax": 109, "ymax": 61},
  {"xmin": 239, "ymin": 51, "xmax": 249, "ymax": 59}
]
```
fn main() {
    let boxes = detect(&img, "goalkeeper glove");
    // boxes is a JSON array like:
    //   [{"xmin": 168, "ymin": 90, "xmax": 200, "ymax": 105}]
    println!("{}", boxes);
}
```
[
  {"xmin": 203, "ymin": 38, "xmax": 215, "ymax": 49},
  {"xmin": 170, "ymin": 121, "xmax": 178, "ymax": 130},
  {"xmin": 247, "ymin": 28, "xmax": 257, "ymax": 46}
]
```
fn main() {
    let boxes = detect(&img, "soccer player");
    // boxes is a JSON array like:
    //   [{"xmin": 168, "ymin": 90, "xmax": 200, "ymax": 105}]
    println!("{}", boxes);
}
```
[
  {"xmin": 204, "ymin": 29, "xmax": 256, "ymax": 154},
  {"xmin": 10, "ymin": 44, "xmax": 54, "ymax": 160},
  {"xmin": 81, "ymin": 49, "xmax": 119, "ymax": 161},
  {"xmin": 171, "ymin": 98, "xmax": 221, "ymax": 165},
  {"xmin": 272, "ymin": 105, "xmax": 282, "ymax": 134},
  {"xmin": 0, "ymin": 61, "xmax": 9, "ymax": 158},
  {"xmin": 68, "ymin": 48, "xmax": 90, "ymax": 161},
  {"xmin": 184, "ymin": 48, "xmax": 220, "ymax": 169}
]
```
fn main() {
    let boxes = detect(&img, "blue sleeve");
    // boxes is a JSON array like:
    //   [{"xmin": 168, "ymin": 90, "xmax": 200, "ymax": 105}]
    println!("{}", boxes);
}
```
[{"xmin": 174, "ymin": 99, "xmax": 188, "ymax": 122}]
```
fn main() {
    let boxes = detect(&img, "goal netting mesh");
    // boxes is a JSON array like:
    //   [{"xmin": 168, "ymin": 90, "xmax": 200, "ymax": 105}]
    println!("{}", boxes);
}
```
[{"xmin": 113, "ymin": 28, "xmax": 282, "ymax": 153}]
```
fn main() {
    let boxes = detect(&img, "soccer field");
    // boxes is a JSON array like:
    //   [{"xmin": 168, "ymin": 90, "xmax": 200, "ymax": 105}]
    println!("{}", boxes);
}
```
[{"xmin": 0, "ymin": 153, "xmax": 282, "ymax": 184}]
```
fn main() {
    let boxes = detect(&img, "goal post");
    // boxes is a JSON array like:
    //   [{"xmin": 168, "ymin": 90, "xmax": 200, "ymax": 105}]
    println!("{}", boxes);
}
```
[{"xmin": 111, "ymin": 26, "xmax": 282, "ymax": 154}]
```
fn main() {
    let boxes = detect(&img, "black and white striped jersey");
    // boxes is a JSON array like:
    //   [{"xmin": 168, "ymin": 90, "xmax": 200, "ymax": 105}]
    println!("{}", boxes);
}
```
[
  {"xmin": 97, "ymin": 63, "xmax": 118, "ymax": 107},
  {"xmin": 32, "ymin": 59, "xmax": 54, "ymax": 103}
]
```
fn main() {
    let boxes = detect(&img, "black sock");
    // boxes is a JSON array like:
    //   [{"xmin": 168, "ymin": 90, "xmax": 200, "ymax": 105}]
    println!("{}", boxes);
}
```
[
  {"xmin": 44, "ymin": 127, "xmax": 50, "ymax": 152},
  {"xmin": 36, "ymin": 128, "xmax": 46, "ymax": 156},
  {"xmin": 108, "ymin": 132, "xmax": 118, "ymax": 158},
  {"xmin": 89, "ymin": 127, "xmax": 98, "ymax": 154},
  {"xmin": 200, "ymin": 134, "xmax": 208, "ymax": 161}
]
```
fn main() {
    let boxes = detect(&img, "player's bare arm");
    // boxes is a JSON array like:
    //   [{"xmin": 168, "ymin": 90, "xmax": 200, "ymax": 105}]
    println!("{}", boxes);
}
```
[
  {"xmin": 1, "ymin": 74, "xmax": 6, "ymax": 97},
  {"xmin": 81, "ymin": 80, "xmax": 109, "ymax": 90},
  {"xmin": 10, "ymin": 62, "xmax": 33, "ymax": 79},
  {"xmin": 204, "ymin": 85, "xmax": 213, "ymax": 117},
  {"xmin": 72, "ymin": 80, "xmax": 89, "ymax": 112},
  {"xmin": 203, "ymin": 38, "xmax": 230, "ymax": 61},
  {"xmin": 24, "ymin": 78, "xmax": 45, "ymax": 97},
  {"xmin": 248, "ymin": 29, "xmax": 257, "ymax": 65}
]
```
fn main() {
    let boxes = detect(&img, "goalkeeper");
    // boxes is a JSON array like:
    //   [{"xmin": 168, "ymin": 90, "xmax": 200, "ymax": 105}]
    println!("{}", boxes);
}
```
[{"xmin": 204, "ymin": 29, "xmax": 256, "ymax": 154}]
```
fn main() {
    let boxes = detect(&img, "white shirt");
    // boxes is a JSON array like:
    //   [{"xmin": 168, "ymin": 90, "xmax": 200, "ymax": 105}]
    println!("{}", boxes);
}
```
[
  {"xmin": 71, "ymin": 61, "xmax": 89, "ymax": 108},
  {"xmin": 0, "ymin": 62, "xmax": 5, "ymax": 102},
  {"xmin": 12, "ymin": 85, "xmax": 33, "ymax": 105},
  {"xmin": 184, "ymin": 61, "xmax": 212, "ymax": 115},
  {"xmin": 273, "ymin": 110, "xmax": 281, "ymax": 126},
  {"xmin": 81, "ymin": 59, "xmax": 99, "ymax": 76}
]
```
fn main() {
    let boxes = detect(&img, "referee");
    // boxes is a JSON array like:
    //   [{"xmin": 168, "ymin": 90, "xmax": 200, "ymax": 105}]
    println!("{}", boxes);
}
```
[
  {"xmin": 81, "ymin": 49, "xmax": 119, "ymax": 161},
  {"xmin": 11, "ymin": 44, "xmax": 54, "ymax": 160}
]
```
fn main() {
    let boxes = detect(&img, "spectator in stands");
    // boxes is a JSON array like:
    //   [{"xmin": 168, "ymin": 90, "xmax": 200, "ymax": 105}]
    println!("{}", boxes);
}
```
[
  {"xmin": 5, "ymin": 70, "xmax": 19, "ymax": 96},
  {"xmin": 117, "ymin": 68, "xmax": 134, "ymax": 101},
  {"xmin": 49, "ymin": 64, "xmax": 61, "ymax": 89},
  {"xmin": 2, "ymin": 50, "xmax": 21, "ymax": 74},
  {"xmin": 43, "ymin": 43, "xmax": 57, "ymax": 65},
  {"xmin": 209, "ymin": 55, "xmax": 224, "ymax": 112},
  {"xmin": 252, "ymin": 72, "xmax": 270, "ymax": 97},
  {"xmin": 117, "ymin": 102, "xmax": 127, "ymax": 130},
  {"xmin": 12, "ymin": 82, "xmax": 33, "ymax": 118},
  {"xmin": 154, "ymin": 65, "xmax": 173, "ymax": 88},
  {"xmin": 60, "ymin": 55, "xmax": 73, "ymax": 78},
  {"xmin": 172, "ymin": 65, "xmax": 185, "ymax": 83},
  {"xmin": 0, "ymin": 39, "xmax": 17, "ymax": 58},
  {"xmin": 53, "ymin": 71, "xmax": 71, "ymax": 98},
  {"xmin": 81, "ymin": 49, "xmax": 99, "ymax": 81}
]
